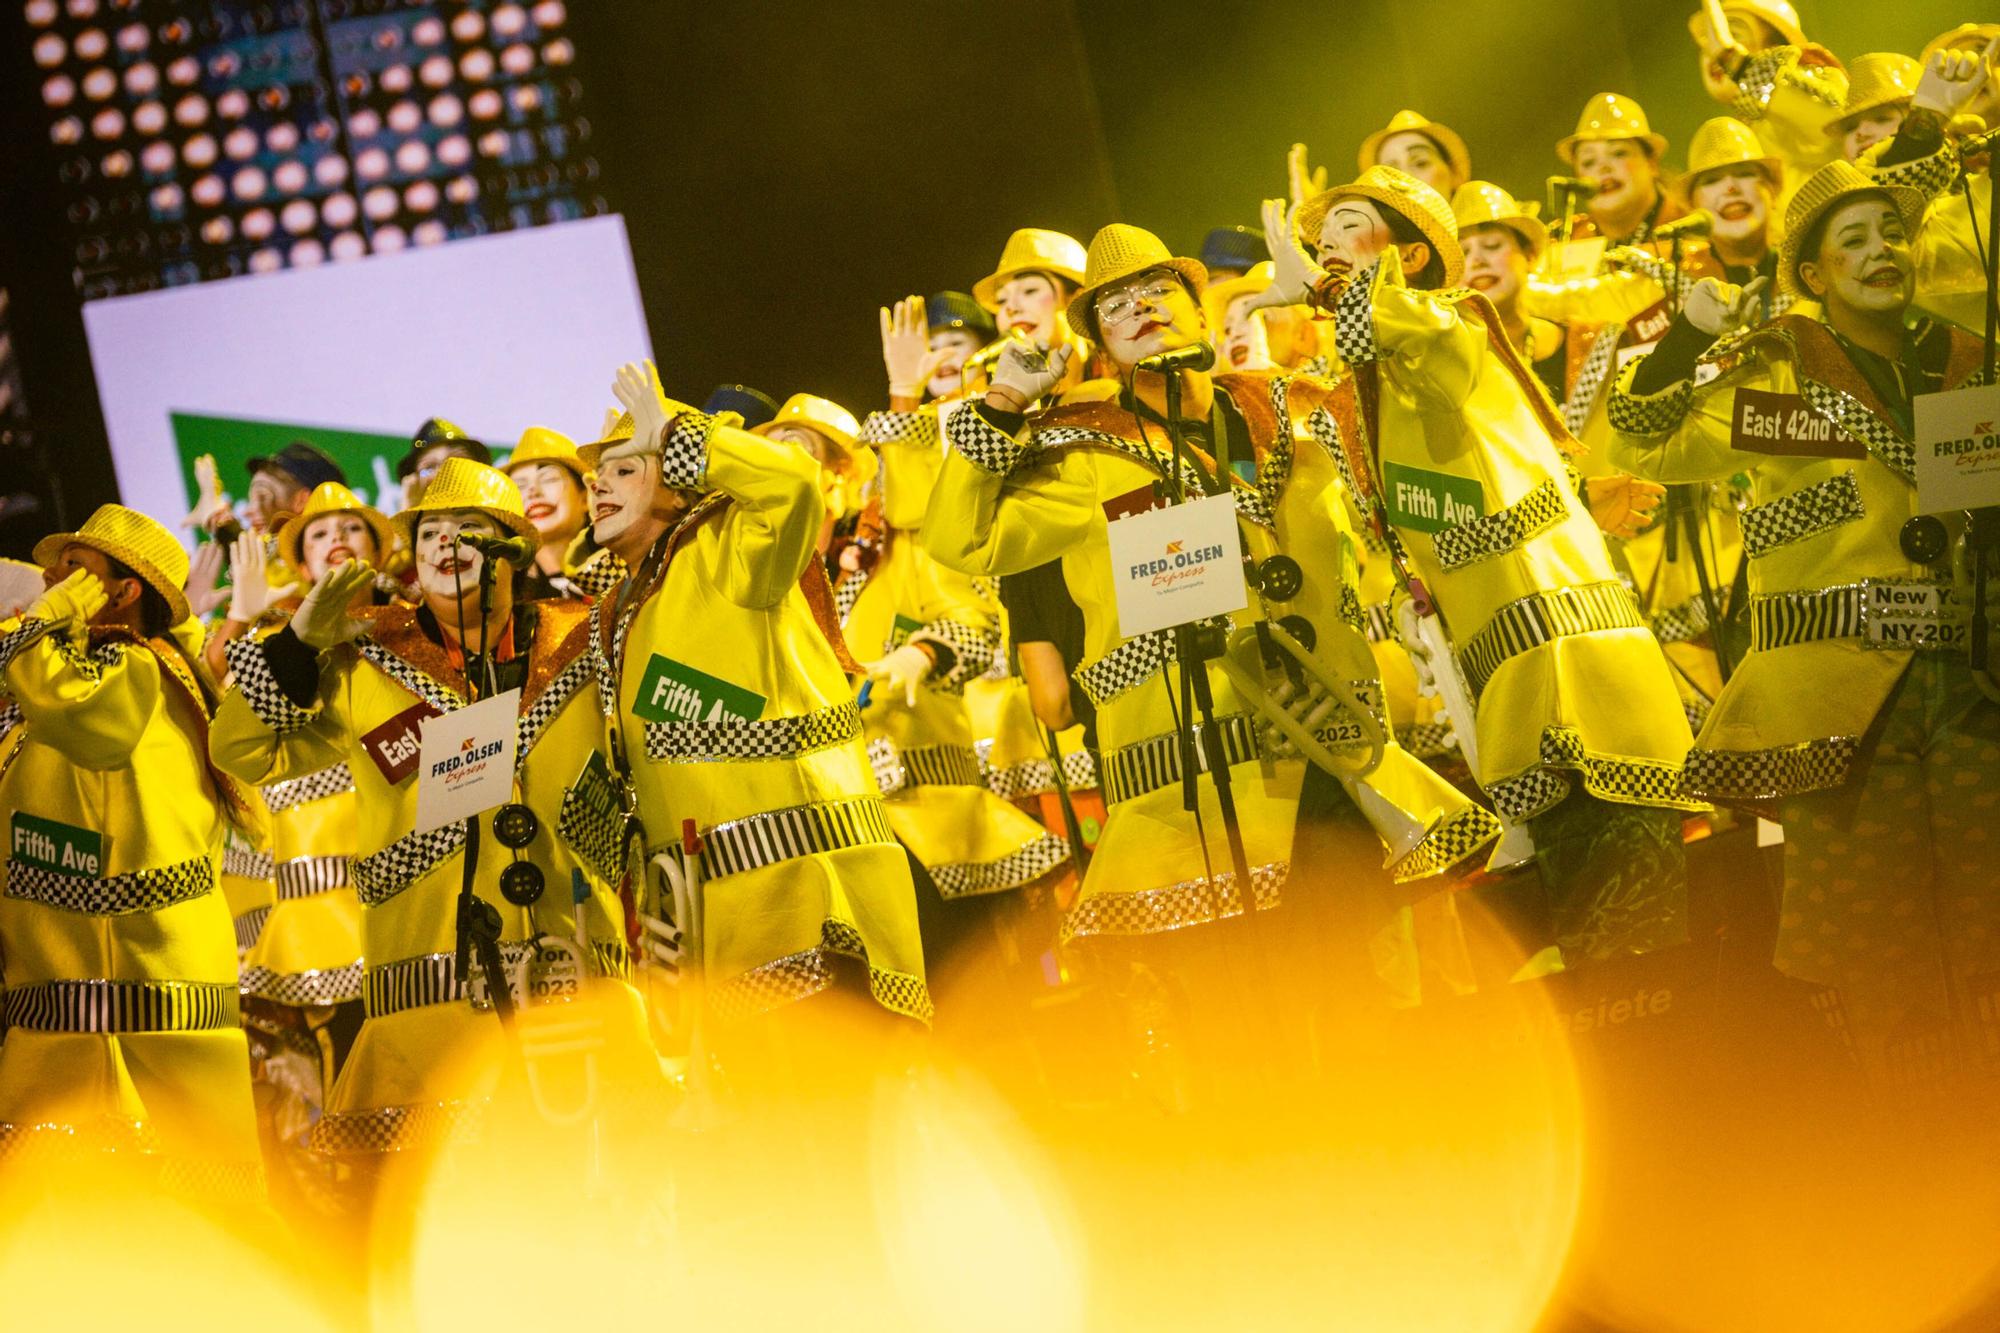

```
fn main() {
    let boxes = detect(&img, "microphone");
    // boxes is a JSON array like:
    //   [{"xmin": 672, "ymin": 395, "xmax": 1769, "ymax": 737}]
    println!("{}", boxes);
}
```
[
  {"xmin": 455, "ymin": 531, "xmax": 539, "ymax": 565},
  {"xmin": 1137, "ymin": 343, "xmax": 1217, "ymax": 373},
  {"xmin": 1547, "ymin": 175, "xmax": 1600, "ymax": 197},
  {"xmin": 1652, "ymin": 210, "xmax": 1715, "ymax": 240}
]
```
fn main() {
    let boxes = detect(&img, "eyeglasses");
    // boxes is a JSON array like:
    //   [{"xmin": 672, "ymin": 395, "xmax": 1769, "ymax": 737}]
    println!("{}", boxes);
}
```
[{"xmin": 1096, "ymin": 280, "xmax": 1181, "ymax": 328}]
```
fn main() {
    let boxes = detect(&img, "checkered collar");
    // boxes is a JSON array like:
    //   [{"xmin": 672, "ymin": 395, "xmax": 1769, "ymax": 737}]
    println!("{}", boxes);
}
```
[{"xmin": 359, "ymin": 600, "xmax": 592, "ymax": 715}]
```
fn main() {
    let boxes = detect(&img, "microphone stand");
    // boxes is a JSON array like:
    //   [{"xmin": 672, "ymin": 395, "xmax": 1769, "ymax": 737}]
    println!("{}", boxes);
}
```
[
  {"xmin": 1156, "ymin": 363, "xmax": 1257, "ymax": 911},
  {"xmin": 450, "ymin": 540, "xmax": 516, "ymax": 1033}
]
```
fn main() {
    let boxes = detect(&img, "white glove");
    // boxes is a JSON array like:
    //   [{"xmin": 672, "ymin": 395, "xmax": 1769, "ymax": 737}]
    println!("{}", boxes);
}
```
[
  {"xmin": 28, "ymin": 569, "xmax": 107, "ymax": 647},
  {"xmin": 984, "ymin": 341, "xmax": 1072, "ymax": 413},
  {"xmin": 1286, "ymin": 142, "xmax": 1327, "ymax": 211},
  {"xmin": 181, "ymin": 454, "xmax": 233, "ymax": 531},
  {"xmin": 611, "ymin": 360, "xmax": 672, "ymax": 454},
  {"xmin": 1249, "ymin": 195, "xmax": 1329, "ymax": 311},
  {"xmin": 288, "ymin": 559, "xmax": 374, "ymax": 650},
  {"xmin": 862, "ymin": 642, "xmax": 933, "ymax": 707},
  {"xmin": 1683, "ymin": 274, "xmax": 1770, "ymax": 337},
  {"xmin": 184, "ymin": 538, "xmax": 230, "ymax": 619},
  {"xmin": 1393, "ymin": 596, "xmax": 1439, "ymax": 701},
  {"xmin": 226, "ymin": 531, "xmax": 297, "ymax": 624},
  {"xmin": 1913, "ymin": 44, "xmax": 1991, "ymax": 116},
  {"xmin": 880, "ymin": 295, "xmax": 945, "ymax": 399}
]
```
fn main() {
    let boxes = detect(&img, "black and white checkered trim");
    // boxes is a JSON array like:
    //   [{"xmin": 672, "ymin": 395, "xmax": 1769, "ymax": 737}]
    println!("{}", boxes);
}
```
[
  {"xmin": 518, "ymin": 653, "xmax": 592, "ymax": 760},
  {"xmin": 832, "ymin": 568, "xmax": 870, "ymax": 625},
  {"xmin": 358, "ymin": 638, "xmax": 459, "ymax": 714},
  {"xmin": 240, "ymin": 961, "xmax": 364, "ymax": 1007},
  {"xmin": 868, "ymin": 738, "xmax": 987, "ymax": 797},
  {"xmin": 1388, "ymin": 803, "xmax": 1503, "ymax": 883},
  {"xmin": 1488, "ymin": 725, "xmax": 1698, "ymax": 821},
  {"xmin": 1486, "ymin": 766, "xmax": 1574, "ymax": 823},
  {"xmin": 1649, "ymin": 593, "xmax": 1714, "ymax": 646},
  {"xmin": 929, "ymin": 833, "xmax": 1072, "ymax": 900},
  {"xmin": 308, "ymin": 1099, "xmax": 485, "ymax": 1156},
  {"xmin": 1432, "ymin": 477, "xmax": 1568, "ymax": 572},
  {"xmin": 944, "ymin": 402, "xmax": 1026, "ymax": 476},
  {"xmin": 0, "ymin": 617, "xmax": 57, "ymax": 675},
  {"xmin": 350, "ymin": 821, "xmax": 467, "ymax": 906},
  {"xmin": 2, "ymin": 978, "xmax": 239, "ymax": 1033},
  {"xmin": 1684, "ymin": 734, "xmax": 1860, "ymax": 801},
  {"xmin": 1731, "ymin": 46, "xmax": 1843, "ymax": 119},
  {"xmin": 222, "ymin": 843, "xmax": 274, "ymax": 880},
  {"xmin": 659, "ymin": 409, "xmax": 719, "ymax": 490},
  {"xmin": 984, "ymin": 748, "xmax": 1100, "ymax": 801},
  {"xmin": 1073, "ymin": 617, "xmax": 1231, "ymax": 707},
  {"xmin": 1033, "ymin": 423, "xmax": 1277, "ymax": 528},
  {"xmin": 1868, "ymin": 143, "xmax": 1959, "ymax": 203},
  {"xmin": 557, "ymin": 780, "xmax": 627, "ymax": 884},
  {"xmin": 224, "ymin": 634, "xmax": 319, "ymax": 736},
  {"xmin": 859, "ymin": 409, "xmax": 940, "ymax": 449},
  {"xmin": 910, "ymin": 617, "xmax": 1000, "ymax": 694},
  {"xmin": 274, "ymin": 855, "xmax": 349, "ymax": 899},
  {"xmin": 1395, "ymin": 720, "xmax": 1457, "ymax": 760},
  {"xmin": 263, "ymin": 762, "xmax": 355, "ymax": 813},
  {"xmin": 1799, "ymin": 380, "xmax": 1913, "ymax": 478},
  {"xmin": 1564, "ymin": 326, "xmax": 1625, "ymax": 435},
  {"xmin": 1457, "ymin": 580, "xmax": 1645, "ymax": 699},
  {"xmin": 3, "ymin": 854, "xmax": 214, "ymax": 916},
  {"xmin": 1608, "ymin": 375, "xmax": 1695, "ymax": 437},
  {"xmin": 1100, "ymin": 712, "xmax": 1264, "ymax": 807},
  {"xmin": 569, "ymin": 549, "xmax": 627, "ymax": 600},
  {"xmin": 696, "ymin": 796, "xmax": 897, "ymax": 882},
  {"xmin": 1062, "ymin": 860, "xmax": 1289, "ymax": 941},
  {"xmin": 362, "ymin": 938, "xmax": 629, "ymax": 1019},
  {"xmin": 1741, "ymin": 471, "xmax": 1864, "ymax": 559},
  {"xmin": 643, "ymin": 699, "xmax": 861, "ymax": 763},
  {"xmin": 707, "ymin": 918, "xmax": 934, "ymax": 1027},
  {"xmin": 1331, "ymin": 264, "xmax": 1380, "ymax": 366}
]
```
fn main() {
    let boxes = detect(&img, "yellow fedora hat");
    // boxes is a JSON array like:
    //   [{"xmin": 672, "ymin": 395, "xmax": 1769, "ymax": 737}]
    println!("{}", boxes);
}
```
[
  {"xmin": 972, "ymin": 228, "xmax": 1088, "ymax": 312},
  {"xmin": 34, "ymin": 502, "xmax": 192, "ymax": 625},
  {"xmin": 1201, "ymin": 260, "xmax": 1280, "ymax": 329},
  {"xmin": 392, "ymin": 456, "xmax": 539, "ymax": 545},
  {"xmin": 1557, "ymin": 92, "xmax": 1669, "ymax": 164},
  {"xmin": 1298, "ymin": 165, "xmax": 1465, "ymax": 288},
  {"xmin": 503, "ymin": 425, "xmax": 588, "ymax": 483},
  {"xmin": 277, "ymin": 481, "xmax": 397, "ymax": 575},
  {"xmin": 1357, "ymin": 109, "xmax": 1471, "ymax": 181},
  {"xmin": 1451, "ymin": 180, "xmax": 1549, "ymax": 257},
  {"xmin": 1780, "ymin": 159, "xmax": 1925, "ymax": 295},
  {"xmin": 1685, "ymin": 116, "xmax": 1785, "ymax": 190},
  {"xmin": 755, "ymin": 393, "xmax": 878, "ymax": 486},
  {"xmin": 1824, "ymin": 53, "xmax": 1922, "ymax": 135},
  {"xmin": 1064, "ymin": 223, "xmax": 1208, "ymax": 341}
]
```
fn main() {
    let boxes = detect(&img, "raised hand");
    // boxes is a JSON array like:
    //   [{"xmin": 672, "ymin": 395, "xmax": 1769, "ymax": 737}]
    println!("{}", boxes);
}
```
[
  {"xmin": 185, "ymin": 538, "xmax": 230, "ymax": 618},
  {"xmin": 1287, "ymin": 142, "xmax": 1326, "ymax": 210},
  {"xmin": 1913, "ymin": 41, "xmax": 1993, "ymax": 116},
  {"xmin": 289, "ymin": 559, "xmax": 374, "ymax": 650},
  {"xmin": 1249, "ymin": 196, "xmax": 1328, "ymax": 310},
  {"xmin": 226, "ymin": 531, "xmax": 298, "ymax": 624},
  {"xmin": 612, "ymin": 360, "xmax": 671, "ymax": 453},
  {"xmin": 29, "ymin": 568, "xmax": 108, "ymax": 646},
  {"xmin": 1683, "ymin": 274, "xmax": 1770, "ymax": 336},
  {"xmin": 182, "ymin": 453, "xmax": 232, "ymax": 531},
  {"xmin": 984, "ymin": 341, "xmax": 1072, "ymax": 413},
  {"xmin": 880, "ymin": 295, "xmax": 944, "ymax": 399},
  {"xmin": 1585, "ymin": 474, "xmax": 1667, "ymax": 541}
]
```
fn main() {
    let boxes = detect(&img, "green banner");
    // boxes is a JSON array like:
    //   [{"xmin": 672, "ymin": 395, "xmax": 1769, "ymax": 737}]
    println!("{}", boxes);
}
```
[
  {"xmin": 11, "ymin": 812, "xmax": 106, "ymax": 876},
  {"xmin": 167, "ymin": 411, "xmax": 418, "ymax": 524},
  {"xmin": 632, "ymin": 654, "xmax": 767, "ymax": 725},
  {"xmin": 1383, "ymin": 460, "xmax": 1486, "ymax": 535}
]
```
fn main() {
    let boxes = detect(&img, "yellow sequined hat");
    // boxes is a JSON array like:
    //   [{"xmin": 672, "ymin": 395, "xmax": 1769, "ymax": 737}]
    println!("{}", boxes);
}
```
[
  {"xmin": 754, "ymin": 393, "xmax": 878, "ymax": 486},
  {"xmin": 1450, "ymin": 181, "xmax": 1548, "ymax": 258},
  {"xmin": 1064, "ymin": 223, "xmax": 1209, "ymax": 341},
  {"xmin": 1685, "ymin": 116, "xmax": 1784, "ymax": 190},
  {"xmin": 973, "ymin": 228, "xmax": 1088, "ymax": 312},
  {"xmin": 392, "ymin": 456, "xmax": 539, "ymax": 545},
  {"xmin": 277, "ymin": 481, "xmax": 396, "ymax": 576},
  {"xmin": 1780, "ymin": 159, "xmax": 1925, "ymax": 296},
  {"xmin": 1557, "ymin": 92, "xmax": 1669, "ymax": 165},
  {"xmin": 1687, "ymin": 0, "xmax": 1807, "ymax": 49},
  {"xmin": 503, "ymin": 425, "xmax": 588, "ymax": 483},
  {"xmin": 1201, "ymin": 260, "xmax": 1279, "ymax": 329},
  {"xmin": 1357, "ymin": 109, "xmax": 1471, "ymax": 182},
  {"xmin": 577, "ymin": 412, "xmax": 636, "ymax": 471},
  {"xmin": 1825, "ymin": 53, "xmax": 1922, "ymax": 135},
  {"xmin": 34, "ymin": 502, "xmax": 192, "ymax": 625},
  {"xmin": 1298, "ymin": 166, "xmax": 1465, "ymax": 289}
]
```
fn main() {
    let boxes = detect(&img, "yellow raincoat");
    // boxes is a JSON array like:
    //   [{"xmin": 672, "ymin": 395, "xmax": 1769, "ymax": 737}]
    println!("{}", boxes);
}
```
[{"xmin": 0, "ymin": 615, "xmax": 262, "ymax": 1195}]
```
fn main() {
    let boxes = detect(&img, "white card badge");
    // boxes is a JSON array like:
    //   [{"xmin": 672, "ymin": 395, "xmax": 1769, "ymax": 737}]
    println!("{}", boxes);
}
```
[
  {"xmin": 1105, "ymin": 492, "xmax": 1249, "ymax": 638},
  {"xmin": 414, "ymin": 687, "xmax": 520, "ymax": 834},
  {"xmin": 1914, "ymin": 383, "xmax": 2000, "ymax": 516}
]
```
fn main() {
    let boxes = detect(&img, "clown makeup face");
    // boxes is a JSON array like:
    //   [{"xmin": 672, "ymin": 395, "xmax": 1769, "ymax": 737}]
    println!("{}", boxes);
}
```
[
  {"xmin": 926, "ymin": 327, "xmax": 984, "ymax": 399},
  {"xmin": 299, "ymin": 511, "xmax": 380, "ymax": 583},
  {"xmin": 412, "ymin": 510, "xmax": 501, "ymax": 600},
  {"xmin": 509, "ymin": 462, "xmax": 586, "ymax": 544},
  {"xmin": 1690, "ymin": 164, "xmax": 1771, "ymax": 250},
  {"xmin": 995, "ymin": 272, "xmax": 1066, "ymax": 346},
  {"xmin": 1840, "ymin": 105, "xmax": 1906, "ymax": 163},
  {"xmin": 1460, "ymin": 223, "xmax": 1530, "ymax": 308},
  {"xmin": 1799, "ymin": 196, "xmax": 1913, "ymax": 319},
  {"xmin": 1376, "ymin": 130, "xmax": 1456, "ymax": 196},
  {"xmin": 1316, "ymin": 197, "xmax": 1397, "ymax": 275},
  {"xmin": 1093, "ymin": 267, "xmax": 1204, "ymax": 372},
  {"xmin": 246, "ymin": 469, "xmax": 304, "ymax": 534},
  {"xmin": 1220, "ymin": 291, "xmax": 1273, "ymax": 371},
  {"xmin": 589, "ymin": 452, "xmax": 657, "ymax": 550},
  {"xmin": 1574, "ymin": 139, "xmax": 1658, "ymax": 220}
]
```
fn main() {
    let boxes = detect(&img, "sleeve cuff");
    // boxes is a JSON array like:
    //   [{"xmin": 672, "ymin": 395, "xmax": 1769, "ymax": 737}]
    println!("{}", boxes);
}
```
[
  {"xmin": 1728, "ymin": 47, "xmax": 1790, "ymax": 117},
  {"xmin": 225, "ymin": 630, "xmax": 321, "ymax": 734},
  {"xmin": 657, "ymin": 409, "xmax": 721, "ymax": 490},
  {"xmin": 945, "ymin": 403, "xmax": 1029, "ymax": 476},
  {"xmin": 1609, "ymin": 357, "xmax": 1698, "ymax": 437},
  {"xmin": 0, "ymin": 617, "xmax": 57, "ymax": 676},
  {"xmin": 859, "ymin": 409, "xmax": 940, "ymax": 450},
  {"xmin": 1627, "ymin": 315, "xmax": 1718, "ymax": 396},
  {"xmin": 1329, "ymin": 265, "xmax": 1381, "ymax": 367},
  {"xmin": 912, "ymin": 618, "xmax": 1000, "ymax": 694}
]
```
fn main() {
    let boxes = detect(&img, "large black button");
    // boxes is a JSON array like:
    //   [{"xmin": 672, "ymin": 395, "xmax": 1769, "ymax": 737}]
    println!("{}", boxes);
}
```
[
  {"xmin": 1257, "ymin": 554, "xmax": 1304, "ymax": 602},
  {"xmin": 1899, "ymin": 514, "xmax": 1948, "ymax": 565},
  {"xmin": 1277, "ymin": 615, "xmax": 1317, "ymax": 653},
  {"xmin": 492, "ymin": 803, "xmax": 540, "ymax": 849},
  {"xmin": 499, "ymin": 860, "xmax": 546, "ymax": 906}
]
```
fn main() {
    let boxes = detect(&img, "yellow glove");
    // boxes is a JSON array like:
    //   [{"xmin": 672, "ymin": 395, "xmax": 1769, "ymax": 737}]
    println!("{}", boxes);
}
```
[
  {"xmin": 289, "ymin": 559, "xmax": 374, "ymax": 650},
  {"xmin": 27, "ymin": 569, "xmax": 108, "ymax": 647}
]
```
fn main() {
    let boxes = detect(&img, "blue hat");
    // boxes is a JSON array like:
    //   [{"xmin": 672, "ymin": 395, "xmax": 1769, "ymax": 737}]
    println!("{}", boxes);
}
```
[
  {"xmin": 247, "ymin": 440, "xmax": 346, "ymax": 491},
  {"xmin": 925, "ymin": 291, "xmax": 996, "ymax": 343},
  {"xmin": 1199, "ymin": 225, "xmax": 1263, "ymax": 276},
  {"xmin": 702, "ymin": 384, "xmax": 781, "ymax": 430}
]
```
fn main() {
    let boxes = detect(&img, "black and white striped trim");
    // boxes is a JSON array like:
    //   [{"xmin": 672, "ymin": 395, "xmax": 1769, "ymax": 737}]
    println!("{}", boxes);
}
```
[
  {"xmin": 1741, "ymin": 471, "xmax": 1864, "ymax": 559},
  {"xmin": 1432, "ymin": 477, "xmax": 1569, "ymax": 571},
  {"xmin": 224, "ymin": 634, "xmax": 319, "ymax": 736},
  {"xmin": 909, "ymin": 617, "xmax": 1000, "ymax": 694},
  {"xmin": 350, "ymin": 821, "xmax": 468, "ymax": 906},
  {"xmin": 929, "ymin": 833, "xmax": 1073, "ymax": 900},
  {"xmin": 1100, "ymin": 712, "xmax": 1264, "ymax": 807},
  {"xmin": 274, "ymin": 855, "xmax": 349, "ymax": 899},
  {"xmin": 240, "ymin": 962, "xmax": 364, "ymax": 1007},
  {"xmin": 1457, "ymin": 580, "xmax": 1646, "ymax": 699},
  {"xmin": 263, "ymin": 762, "xmax": 355, "ymax": 813},
  {"xmin": 868, "ymin": 738, "xmax": 987, "ymax": 797},
  {"xmin": 1359, "ymin": 599, "xmax": 1397, "ymax": 645},
  {"xmin": 362, "ymin": 938, "xmax": 629, "ymax": 1019},
  {"xmin": 859, "ymin": 409, "xmax": 939, "ymax": 449},
  {"xmin": 2, "ymin": 979, "xmax": 239, "ymax": 1033},
  {"xmin": 643, "ymin": 699, "xmax": 860, "ymax": 763},
  {"xmin": 222, "ymin": 843, "xmax": 274, "ymax": 881},
  {"xmin": 234, "ymin": 906, "xmax": 271, "ymax": 952},
  {"xmin": 696, "ymin": 796, "xmax": 897, "ymax": 882},
  {"xmin": 0, "ymin": 617, "xmax": 57, "ymax": 675},
  {"xmin": 1747, "ymin": 577, "xmax": 1957, "ymax": 652},
  {"xmin": 944, "ymin": 402, "xmax": 1027, "ymax": 476},
  {"xmin": 4, "ymin": 854, "xmax": 214, "ymax": 916}
]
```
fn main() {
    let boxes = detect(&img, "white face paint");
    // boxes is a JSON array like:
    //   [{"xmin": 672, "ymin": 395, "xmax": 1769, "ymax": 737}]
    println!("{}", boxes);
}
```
[
  {"xmin": 1460, "ymin": 224, "xmax": 1529, "ymax": 305},
  {"xmin": 1574, "ymin": 139, "xmax": 1657, "ymax": 223},
  {"xmin": 413, "ymin": 510, "xmax": 501, "ymax": 601},
  {"xmin": 1376, "ymin": 130, "xmax": 1456, "ymax": 196},
  {"xmin": 1317, "ymin": 198, "xmax": 1393, "ymax": 272},
  {"xmin": 588, "ymin": 452, "xmax": 658, "ymax": 548},
  {"xmin": 1689, "ymin": 165, "xmax": 1770, "ymax": 247},
  {"xmin": 1800, "ymin": 196, "xmax": 1913, "ymax": 318},
  {"xmin": 995, "ymin": 272, "xmax": 1064, "ymax": 345},
  {"xmin": 926, "ymin": 327, "xmax": 983, "ymax": 398},
  {"xmin": 299, "ymin": 511, "xmax": 379, "ymax": 583},
  {"xmin": 509, "ymin": 462, "xmax": 586, "ymax": 543}
]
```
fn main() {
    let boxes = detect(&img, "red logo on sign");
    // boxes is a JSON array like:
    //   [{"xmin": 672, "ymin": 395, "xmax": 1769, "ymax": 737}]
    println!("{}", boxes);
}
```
[
  {"xmin": 361, "ymin": 701, "xmax": 438, "ymax": 784},
  {"xmin": 1103, "ymin": 483, "xmax": 1165, "ymax": 523}
]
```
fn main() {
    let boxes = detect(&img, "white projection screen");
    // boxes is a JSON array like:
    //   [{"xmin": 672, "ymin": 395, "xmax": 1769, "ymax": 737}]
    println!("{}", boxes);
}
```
[{"xmin": 81, "ymin": 214, "xmax": 653, "ymax": 530}]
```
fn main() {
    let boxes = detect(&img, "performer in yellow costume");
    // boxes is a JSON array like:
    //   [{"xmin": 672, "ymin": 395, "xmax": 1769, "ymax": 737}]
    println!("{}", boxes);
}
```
[
  {"xmin": 504, "ymin": 425, "xmax": 593, "ymax": 602},
  {"xmin": 0, "ymin": 505, "xmax": 264, "ymax": 1198},
  {"xmin": 1688, "ymin": 0, "xmax": 1846, "ymax": 196}
]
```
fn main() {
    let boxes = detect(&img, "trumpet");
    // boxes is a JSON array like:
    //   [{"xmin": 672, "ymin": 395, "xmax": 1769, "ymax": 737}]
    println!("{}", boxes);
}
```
[
  {"xmin": 958, "ymin": 328, "xmax": 1032, "ymax": 394},
  {"xmin": 1215, "ymin": 616, "xmax": 1385, "ymax": 779}
]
